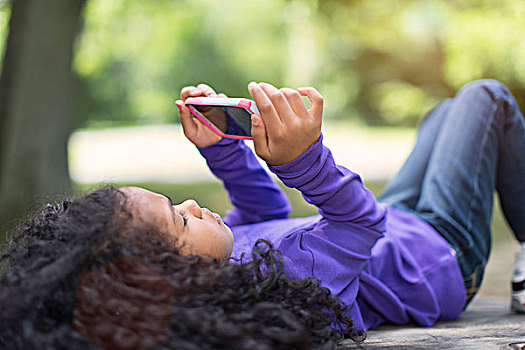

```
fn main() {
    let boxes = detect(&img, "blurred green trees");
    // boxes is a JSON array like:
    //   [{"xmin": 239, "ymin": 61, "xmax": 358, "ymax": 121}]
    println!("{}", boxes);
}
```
[
  {"xmin": 0, "ymin": 0, "xmax": 523, "ymax": 240},
  {"xmin": 1, "ymin": 0, "xmax": 523, "ymax": 128},
  {"xmin": 73, "ymin": 0, "xmax": 291, "ymax": 125},
  {"xmin": 68, "ymin": 0, "xmax": 524, "ymax": 127},
  {"xmin": 0, "ymin": 1, "xmax": 9, "ymax": 67},
  {"xmin": 317, "ymin": 0, "xmax": 525, "ymax": 124}
]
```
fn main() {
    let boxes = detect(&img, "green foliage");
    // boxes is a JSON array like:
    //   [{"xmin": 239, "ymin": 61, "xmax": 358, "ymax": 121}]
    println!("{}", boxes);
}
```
[
  {"xmin": 443, "ymin": 2, "xmax": 525, "ymax": 86},
  {"xmin": 371, "ymin": 80, "xmax": 432, "ymax": 125},
  {"xmin": 0, "ymin": 1, "xmax": 10, "ymax": 68},
  {"xmin": 67, "ymin": 0, "xmax": 525, "ymax": 126},
  {"xmin": 316, "ymin": 0, "xmax": 525, "ymax": 124},
  {"xmin": 74, "ymin": 0, "xmax": 291, "ymax": 126}
]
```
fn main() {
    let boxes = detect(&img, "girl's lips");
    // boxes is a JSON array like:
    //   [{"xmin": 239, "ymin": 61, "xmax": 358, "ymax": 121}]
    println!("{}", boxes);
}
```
[{"xmin": 213, "ymin": 213, "xmax": 222, "ymax": 225}]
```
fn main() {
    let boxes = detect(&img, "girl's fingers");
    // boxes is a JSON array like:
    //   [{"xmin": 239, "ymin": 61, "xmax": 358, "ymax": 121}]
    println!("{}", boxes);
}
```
[
  {"xmin": 279, "ymin": 88, "xmax": 309, "ymax": 118},
  {"xmin": 258, "ymin": 83, "xmax": 295, "ymax": 124},
  {"xmin": 248, "ymin": 82, "xmax": 283, "ymax": 135},
  {"xmin": 181, "ymin": 86, "xmax": 202, "ymax": 100},
  {"xmin": 196, "ymin": 83, "xmax": 217, "ymax": 97},
  {"xmin": 251, "ymin": 114, "xmax": 270, "ymax": 159},
  {"xmin": 176, "ymin": 100, "xmax": 198, "ymax": 136},
  {"xmin": 298, "ymin": 87, "xmax": 324, "ymax": 124}
]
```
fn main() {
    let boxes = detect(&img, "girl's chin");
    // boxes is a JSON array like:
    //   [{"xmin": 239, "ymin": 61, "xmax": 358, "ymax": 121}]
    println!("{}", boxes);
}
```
[{"xmin": 224, "ymin": 226, "xmax": 234, "ymax": 245}]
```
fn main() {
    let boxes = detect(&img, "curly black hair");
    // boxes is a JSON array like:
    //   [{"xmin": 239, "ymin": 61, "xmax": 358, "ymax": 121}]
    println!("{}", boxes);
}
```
[{"xmin": 0, "ymin": 186, "xmax": 355, "ymax": 349}]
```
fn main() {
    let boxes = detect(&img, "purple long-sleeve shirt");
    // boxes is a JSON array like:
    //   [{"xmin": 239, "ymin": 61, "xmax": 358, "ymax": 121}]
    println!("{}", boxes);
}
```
[{"xmin": 198, "ymin": 135, "xmax": 466, "ymax": 333}]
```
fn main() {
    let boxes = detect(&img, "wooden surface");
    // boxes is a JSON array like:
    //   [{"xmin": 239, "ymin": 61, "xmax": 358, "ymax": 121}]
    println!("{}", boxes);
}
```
[{"xmin": 340, "ymin": 298, "xmax": 525, "ymax": 349}]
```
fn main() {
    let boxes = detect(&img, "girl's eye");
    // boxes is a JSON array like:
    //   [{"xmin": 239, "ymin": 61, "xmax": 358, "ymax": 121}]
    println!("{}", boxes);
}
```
[{"xmin": 180, "ymin": 211, "xmax": 189, "ymax": 226}]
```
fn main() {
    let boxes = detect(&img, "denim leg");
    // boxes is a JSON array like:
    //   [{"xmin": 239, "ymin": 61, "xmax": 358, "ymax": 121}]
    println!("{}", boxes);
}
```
[
  {"xmin": 494, "ymin": 90, "xmax": 525, "ymax": 242},
  {"xmin": 378, "ymin": 99, "xmax": 453, "ymax": 210},
  {"xmin": 414, "ymin": 80, "xmax": 525, "ymax": 302}
]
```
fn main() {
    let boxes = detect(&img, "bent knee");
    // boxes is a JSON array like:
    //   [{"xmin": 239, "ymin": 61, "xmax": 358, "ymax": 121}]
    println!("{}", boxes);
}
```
[{"xmin": 456, "ymin": 79, "xmax": 512, "ymax": 104}]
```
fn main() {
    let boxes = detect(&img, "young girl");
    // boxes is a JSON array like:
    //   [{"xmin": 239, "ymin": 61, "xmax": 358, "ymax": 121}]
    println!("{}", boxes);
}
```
[
  {"xmin": 172, "ymin": 79, "xmax": 525, "ymax": 327},
  {"xmin": 1, "ymin": 79, "xmax": 523, "ymax": 349}
]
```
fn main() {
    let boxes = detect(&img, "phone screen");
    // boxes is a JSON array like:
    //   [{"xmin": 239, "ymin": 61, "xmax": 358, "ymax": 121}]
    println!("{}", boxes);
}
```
[{"xmin": 192, "ymin": 105, "xmax": 252, "ymax": 137}]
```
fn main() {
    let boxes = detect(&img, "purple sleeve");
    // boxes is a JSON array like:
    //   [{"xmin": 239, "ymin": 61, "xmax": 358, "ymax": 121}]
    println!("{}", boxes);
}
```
[
  {"xmin": 269, "ymin": 134, "xmax": 387, "ymax": 230},
  {"xmin": 198, "ymin": 138, "xmax": 291, "ymax": 227},
  {"xmin": 268, "ymin": 134, "xmax": 387, "ymax": 334}
]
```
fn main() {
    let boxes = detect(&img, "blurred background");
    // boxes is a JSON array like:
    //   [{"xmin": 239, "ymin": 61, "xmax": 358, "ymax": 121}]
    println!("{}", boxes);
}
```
[{"xmin": 0, "ymin": 0, "xmax": 523, "ymax": 297}]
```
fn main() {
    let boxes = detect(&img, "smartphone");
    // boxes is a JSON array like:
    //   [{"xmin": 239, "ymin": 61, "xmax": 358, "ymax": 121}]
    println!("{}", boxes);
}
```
[{"xmin": 184, "ymin": 97, "xmax": 260, "ymax": 140}]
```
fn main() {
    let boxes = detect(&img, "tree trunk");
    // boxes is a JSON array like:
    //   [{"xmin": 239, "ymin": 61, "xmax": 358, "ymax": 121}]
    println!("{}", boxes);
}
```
[{"xmin": 0, "ymin": 0, "xmax": 85, "ymax": 239}]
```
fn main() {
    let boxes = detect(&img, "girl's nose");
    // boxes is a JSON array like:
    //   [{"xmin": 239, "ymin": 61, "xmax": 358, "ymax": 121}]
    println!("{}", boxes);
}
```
[{"xmin": 179, "ymin": 199, "xmax": 202, "ymax": 219}]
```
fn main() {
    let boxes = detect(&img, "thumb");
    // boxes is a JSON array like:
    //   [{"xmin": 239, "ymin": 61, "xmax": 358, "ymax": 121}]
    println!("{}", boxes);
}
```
[
  {"xmin": 176, "ymin": 100, "xmax": 198, "ymax": 137},
  {"xmin": 251, "ymin": 114, "xmax": 270, "ymax": 160}
]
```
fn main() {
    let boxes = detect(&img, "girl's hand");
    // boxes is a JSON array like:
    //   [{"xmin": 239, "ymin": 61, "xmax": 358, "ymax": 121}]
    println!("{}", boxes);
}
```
[
  {"xmin": 248, "ymin": 82, "xmax": 323, "ymax": 166},
  {"xmin": 175, "ymin": 84, "xmax": 226, "ymax": 148}
]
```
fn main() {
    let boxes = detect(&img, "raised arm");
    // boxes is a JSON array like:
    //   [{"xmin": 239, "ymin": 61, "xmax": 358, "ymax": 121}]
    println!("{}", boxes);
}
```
[
  {"xmin": 248, "ymin": 82, "xmax": 386, "ymax": 229},
  {"xmin": 248, "ymin": 84, "xmax": 386, "ymax": 335},
  {"xmin": 176, "ymin": 84, "xmax": 290, "ymax": 227},
  {"xmin": 269, "ymin": 134, "xmax": 386, "ymax": 229},
  {"xmin": 198, "ymin": 138, "xmax": 290, "ymax": 226}
]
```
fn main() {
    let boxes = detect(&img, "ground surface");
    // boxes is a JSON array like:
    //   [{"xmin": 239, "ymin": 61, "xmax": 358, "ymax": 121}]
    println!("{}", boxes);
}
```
[
  {"xmin": 68, "ymin": 124, "xmax": 416, "ymax": 183},
  {"xmin": 340, "ymin": 298, "xmax": 525, "ymax": 350}
]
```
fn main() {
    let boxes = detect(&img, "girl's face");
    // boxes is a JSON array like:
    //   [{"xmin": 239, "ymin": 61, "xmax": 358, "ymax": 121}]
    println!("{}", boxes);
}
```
[{"xmin": 120, "ymin": 187, "xmax": 234, "ymax": 260}]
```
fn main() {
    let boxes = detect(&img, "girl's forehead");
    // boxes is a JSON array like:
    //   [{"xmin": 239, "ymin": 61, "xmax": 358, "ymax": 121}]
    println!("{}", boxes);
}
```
[
  {"xmin": 120, "ymin": 186, "xmax": 156, "ymax": 197},
  {"xmin": 120, "ymin": 188, "xmax": 173, "ymax": 229}
]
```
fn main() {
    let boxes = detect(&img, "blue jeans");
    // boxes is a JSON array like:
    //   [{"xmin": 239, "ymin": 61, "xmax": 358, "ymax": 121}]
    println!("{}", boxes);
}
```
[{"xmin": 379, "ymin": 80, "xmax": 525, "ymax": 305}]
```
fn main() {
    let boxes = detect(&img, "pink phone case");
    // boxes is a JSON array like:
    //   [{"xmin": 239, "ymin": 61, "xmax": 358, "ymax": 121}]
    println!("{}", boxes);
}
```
[{"xmin": 184, "ymin": 97, "xmax": 260, "ymax": 140}]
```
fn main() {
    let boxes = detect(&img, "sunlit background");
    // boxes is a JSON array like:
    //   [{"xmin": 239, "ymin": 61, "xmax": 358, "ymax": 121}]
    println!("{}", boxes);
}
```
[
  {"xmin": 72, "ymin": 0, "xmax": 524, "ymax": 125},
  {"xmin": 2, "ymin": 0, "xmax": 522, "ymax": 128},
  {"xmin": 1, "ymin": 0, "xmax": 523, "ymax": 295}
]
